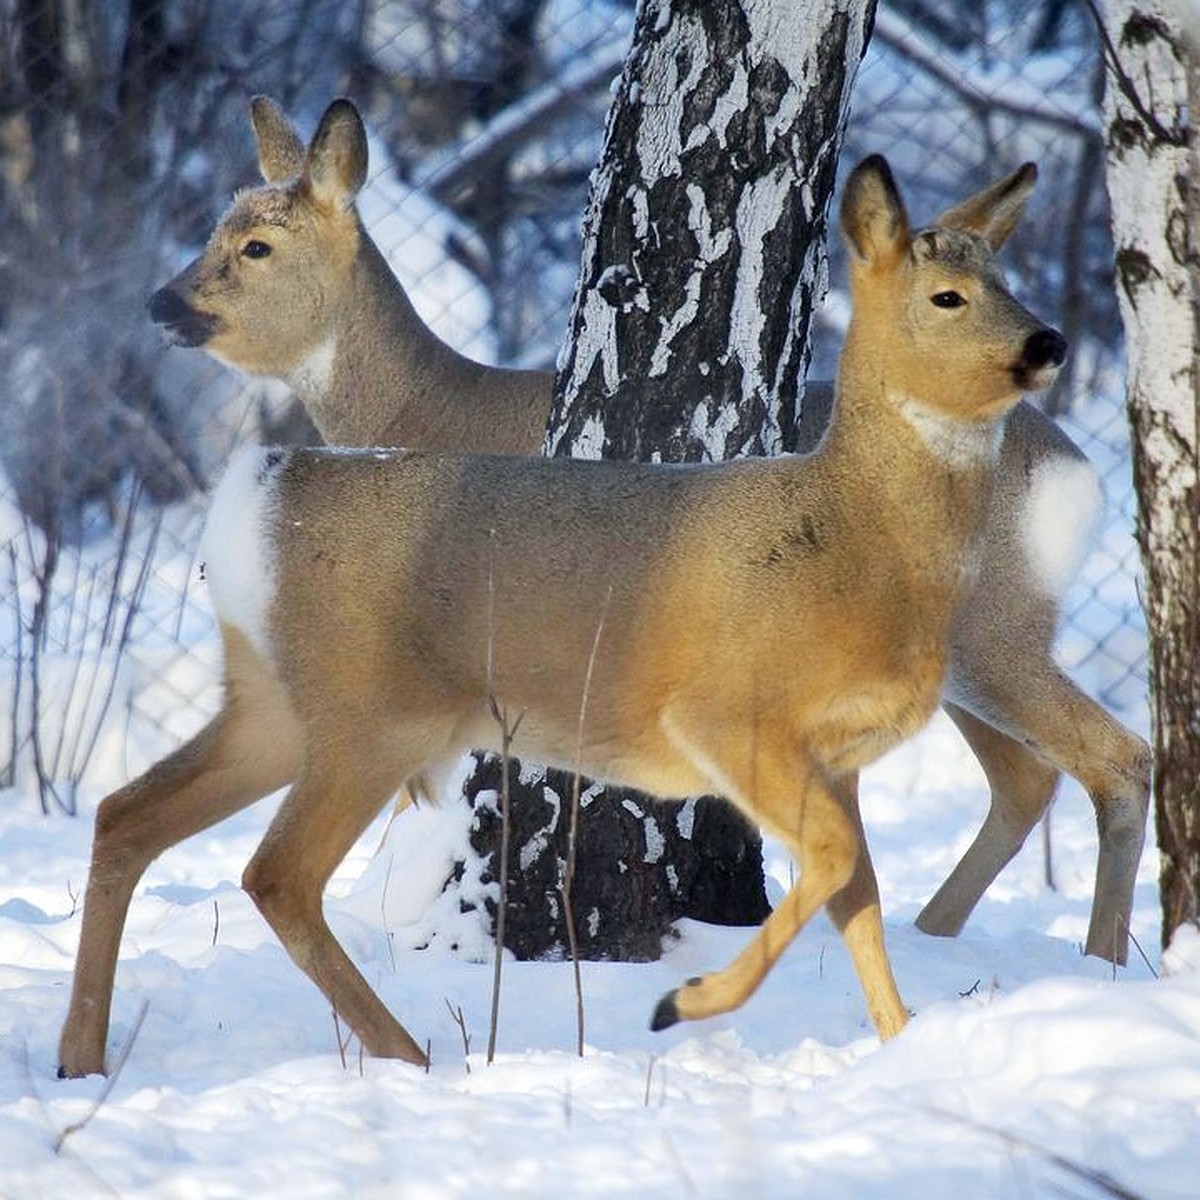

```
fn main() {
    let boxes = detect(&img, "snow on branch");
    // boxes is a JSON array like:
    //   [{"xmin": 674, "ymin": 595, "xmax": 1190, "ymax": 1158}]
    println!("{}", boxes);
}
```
[
  {"xmin": 874, "ymin": 8, "xmax": 1099, "ymax": 139},
  {"xmin": 417, "ymin": 34, "xmax": 631, "ymax": 203}
]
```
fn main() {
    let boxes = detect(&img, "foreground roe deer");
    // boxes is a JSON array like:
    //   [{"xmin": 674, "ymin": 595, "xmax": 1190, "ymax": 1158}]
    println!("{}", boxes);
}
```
[
  {"xmin": 147, "ymin": 98, "xmax": 1150, "ymax": 970},
  {"xmin": 64, "ymin": 155, "xmax": 1072, "ymax": 1074}
]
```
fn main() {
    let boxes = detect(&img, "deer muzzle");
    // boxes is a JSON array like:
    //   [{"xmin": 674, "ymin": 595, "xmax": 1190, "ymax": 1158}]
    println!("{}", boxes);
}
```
[
  {"xmin": 1011, "ymin": 327, "xmax": 1067, "ymax": 391},
  {"xmin": 147, "ymin": 286, "xmax": 219, "ymax": 348}
]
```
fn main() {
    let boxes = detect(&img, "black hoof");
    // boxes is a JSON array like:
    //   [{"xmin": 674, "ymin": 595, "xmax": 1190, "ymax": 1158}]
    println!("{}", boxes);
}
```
[{"xmin": 650, "ymin": 990, "xmax": 680, "ymax": 1032}]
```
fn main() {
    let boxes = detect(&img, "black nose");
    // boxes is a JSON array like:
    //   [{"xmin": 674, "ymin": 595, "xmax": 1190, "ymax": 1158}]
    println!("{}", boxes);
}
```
[
  {"xmin": 1022, "ymin": 328, "xmax": 1067, "ymax": 370},
  {"xmin": 147, "ymin": 286, "xmax": 192, "ymax": 325}
]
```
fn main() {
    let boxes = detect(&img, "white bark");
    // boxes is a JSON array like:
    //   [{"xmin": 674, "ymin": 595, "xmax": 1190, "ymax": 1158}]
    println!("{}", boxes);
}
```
[
  {"xmin": 1103, "ymin": 3, "xmax": 1193, "ymax": 478},
  {"xmin": 550, "ymin": 0, "xmax": 872, "ymax": 462},
  {"xmin": 1100, "ymin": 0, "xmax": 1199, "ymax": 940}
]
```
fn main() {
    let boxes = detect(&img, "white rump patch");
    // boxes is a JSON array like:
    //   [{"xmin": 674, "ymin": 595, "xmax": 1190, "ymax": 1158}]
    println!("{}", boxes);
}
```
[
  {"xmin": 1020, "ymin": 456, "xmax": 1102, "ymax": 599},
  {"xmin": 199, "ymin": 445, "xmax": 284, "ymax": 658},
  {"xmin": 894, "ymin": 395, "xmax": 1004, "ymax": 468}
]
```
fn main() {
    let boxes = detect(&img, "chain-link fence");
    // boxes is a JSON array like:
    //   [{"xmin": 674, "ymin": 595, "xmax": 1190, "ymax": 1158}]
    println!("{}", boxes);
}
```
[{"xmin": 0, "ymin": 0, "xmax": 1146, "ymax": 813}]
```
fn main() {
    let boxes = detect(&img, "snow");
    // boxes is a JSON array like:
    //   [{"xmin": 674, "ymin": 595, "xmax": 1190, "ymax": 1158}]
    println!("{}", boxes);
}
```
[
  {"xmin": 3, "ymin": 610, "xmax": 1195, "ymax": 1197},
  {"xmin": 1, "ymin": 10, "xmax": 1190, "ymax": 1191}
]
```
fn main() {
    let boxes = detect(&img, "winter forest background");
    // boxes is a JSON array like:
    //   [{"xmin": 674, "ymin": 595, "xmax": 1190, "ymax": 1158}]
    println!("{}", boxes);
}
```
[{"xmin": 0, "ymin": 0, "xmax": 1146, "ymax": 813}]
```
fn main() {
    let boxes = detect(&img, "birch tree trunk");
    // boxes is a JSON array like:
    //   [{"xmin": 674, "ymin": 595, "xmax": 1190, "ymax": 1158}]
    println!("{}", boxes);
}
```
[
  {"xmin": 468, "ymin": 0, "xmax": 876, "ymax": 961},
  {"xmin": 1098, "ymin": 2, "xmax": 1199, "ymax": 947}
]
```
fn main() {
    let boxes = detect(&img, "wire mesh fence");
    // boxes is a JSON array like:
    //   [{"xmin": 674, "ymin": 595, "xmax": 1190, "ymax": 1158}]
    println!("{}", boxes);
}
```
[{"xmin": 0, "ymin": 0, "xmax": 1146, "ymax": 812}]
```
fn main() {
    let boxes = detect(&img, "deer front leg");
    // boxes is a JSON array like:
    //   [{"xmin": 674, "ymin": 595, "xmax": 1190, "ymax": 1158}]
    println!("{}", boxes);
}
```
[
  {"xmin": 650, "ymin": 724, "xmax": 908, "ymax": 1041},
  {"xmin": 823, "ymin": 773, "xmax": 908, "ymax": 1040}
]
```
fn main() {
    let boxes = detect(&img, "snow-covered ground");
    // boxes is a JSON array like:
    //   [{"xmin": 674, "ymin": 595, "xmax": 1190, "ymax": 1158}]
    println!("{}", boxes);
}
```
[
  {"xmin": 2, "ymin": 662, "xmax": 1196, "ymax": 1197},
  {"xmin": 0, "ymin": 340, "xmax": 1191, "ymax": 1197},
  {"xmin": 5, "ymin": 5, "xmax": 1195, "ymax": 1194},
  {"xmin": 3, "ymin": 209, "xmax": 1191, "ymax": 1200}
]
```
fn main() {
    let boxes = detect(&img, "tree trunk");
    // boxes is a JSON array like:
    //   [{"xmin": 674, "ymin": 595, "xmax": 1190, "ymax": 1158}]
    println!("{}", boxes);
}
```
[
  {"xmin": 1098, "ymin": 3, "xmax": 1199, "ymax": 947},
  {"xmin": 467, "ymin": 0, "xmax": 876, "ymax": 961}
]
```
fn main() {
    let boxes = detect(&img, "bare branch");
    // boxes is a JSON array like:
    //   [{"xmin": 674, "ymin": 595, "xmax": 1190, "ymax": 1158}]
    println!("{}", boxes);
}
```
[
  {"xmin": 486, "ymin": 701, "xmax": 523, "ymax": 1066},
  {"xmin": 445, "ymin": 999, "xmax": 472, "ymax": 1073},
  {"xmin": 874, "ymin": 9, "xmax": 1097, "ymax": 139},
  {"xmin": 418, "ymin": 35, "xmax": 629, "ymax": 204},
  {"xmin": 561, "ymin": 585, "xmax": 613, "ymax": 1058}
]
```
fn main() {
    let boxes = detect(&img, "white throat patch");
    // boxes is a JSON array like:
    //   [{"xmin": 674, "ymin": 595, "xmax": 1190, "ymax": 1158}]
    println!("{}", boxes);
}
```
[
  {"xmin": 289, "ymin": 336, "xmax": 337, "ymax": 398},
  {"xmin": 893, "ymin": 393, "xmax": 1003, "ymax": 468}
]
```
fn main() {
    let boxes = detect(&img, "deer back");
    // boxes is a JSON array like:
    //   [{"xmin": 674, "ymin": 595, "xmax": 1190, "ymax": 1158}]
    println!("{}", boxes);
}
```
[{"xmin": 200, "ymin": 158, "xmax": 1066, "ymax": 793}]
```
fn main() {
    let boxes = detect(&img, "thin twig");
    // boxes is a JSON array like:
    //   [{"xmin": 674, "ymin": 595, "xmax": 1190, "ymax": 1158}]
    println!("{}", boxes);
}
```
[
  {"xmin": 380, "ymin": 853, "xmax": 397, "ymax": 972},
  {"xmin": 71, "ymin": 496, "xmax": 162, "ymax": 791},
  {"xmin": 561, "ymin": 585, "xmax": 613, "ymax": 1058},
  {"xmin": 54, "ymin": 1001, "xmax": 149, "ymax": 1153},
  {"xmin": 926, "ymin": 1106, "xmax": 1148, "ymax": 1200},
  {"xmin": 445, "ymin": 999, "xmax": 472, "ymax": 1073},
  {"xmin": 483, "ymin": 528, "xmax": 524, "ymax": 1066},
  {"xmin": 1125, "ymin": 920, "xmax": 1159, "ymax": 980},
  {"xmin": 1042, "ymin": 804, "xmax": 1056, "ymax": 892},
  {"xmin": 28, "ymin": 519, "xmax": 62, "ymax": 814},
  {"xmin": 332, "ymin": 1009, "xmax": 349, "ymax": 1071},
  {"xmin": 486, "ymin": 701, "xmax": 524, "ymax": 1066},
  {"xmin": 4, "ymin": 540, "xmax": 24, "ymax": 788}
]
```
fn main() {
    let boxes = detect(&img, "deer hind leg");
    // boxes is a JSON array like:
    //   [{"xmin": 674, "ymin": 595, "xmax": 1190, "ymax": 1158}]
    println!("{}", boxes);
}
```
[
  {"xmin": 58, "ymin": 627, "xmax": 301, "ymax": 1078},
  {"xmin": 945, "ymin": 666, "xmax": 1150, "ymax": 964},
  {"xmin": 651, "ymin": 718, "xmax": 908, "ymax": 1041},
  {"xmin": 240, "ymin": 718, "xmax": 451, "ymax": 1068},
  {"xmin": 916, "ymin": 703, "xmax": 1060, "ymax": 940}
]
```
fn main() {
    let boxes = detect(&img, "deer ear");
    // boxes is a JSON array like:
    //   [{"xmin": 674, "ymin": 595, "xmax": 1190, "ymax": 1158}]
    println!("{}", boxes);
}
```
[
  {"xmin": 305, "ymin": 98, "xmax": 368, "ymax": 212},
  {"xmin": 250, "ymin": 95, "xmax": 305, "ymax": 183},
  {"xmin": 840, "ymin": 155, "xmax": 910, "ymax": 268},
  {"xmin": 934, "ymin": 163, "xmax": 1037, "ymax": 250}
]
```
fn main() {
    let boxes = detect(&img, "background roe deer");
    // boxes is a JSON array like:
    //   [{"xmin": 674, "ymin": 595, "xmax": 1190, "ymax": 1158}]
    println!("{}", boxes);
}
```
[
  {"xmin": 148, "ymin": 97, "xmax": 552, "ymax": 454},
  {"xmin": 148, "ymin": 97, "xmax": 1150, "ymax": 967},
  {"xmin": 63, "ymin": 155, "xmax": 1069, "ymax": 1075}
]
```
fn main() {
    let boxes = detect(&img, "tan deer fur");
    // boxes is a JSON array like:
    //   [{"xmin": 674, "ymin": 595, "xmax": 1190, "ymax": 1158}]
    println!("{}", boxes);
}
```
[
  {"xmin": 63, "ymin": 156, "xmax": 1076, "ymax": 1075},
  {"xmin": 148, "ymin": 97, "xmax": 551, "ymax": 453},
  {"xmin": 148, "ymin": 98, "xmax": 1150, "ymax": 971}
]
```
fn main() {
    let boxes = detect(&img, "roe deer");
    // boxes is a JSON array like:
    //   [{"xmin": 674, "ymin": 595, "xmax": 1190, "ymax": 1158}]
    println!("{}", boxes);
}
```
[
  {"xmin": 63, "ymin": 155, "xmax": 1069, "ymax": 1075},
  {"xmin": 148, "ymin": 96, "xmax": 1150, "ymax": 966},
  {"xmin": 148, "ymin": 97, "xmax": 552, "ymax": 453}
]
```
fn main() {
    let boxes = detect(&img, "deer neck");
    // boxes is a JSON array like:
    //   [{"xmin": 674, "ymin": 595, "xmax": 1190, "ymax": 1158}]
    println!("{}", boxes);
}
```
[
  {"xmin": 285, "ymin": 229, "xmax": 465, "ymax": 447},
  {"xmin": 824, "ymin": 360, "xmax": 1004, "ymax": 592}
]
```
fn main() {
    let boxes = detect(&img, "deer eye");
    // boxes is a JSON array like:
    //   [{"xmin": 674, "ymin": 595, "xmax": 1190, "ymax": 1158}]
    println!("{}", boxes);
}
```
[
  {"xmin": 241, "ymin": 239, "xmax": 272, "ymax": 260},
  {"xmin": 931, "ymin": 290, "xmax": 965, "ymax": 309}
]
